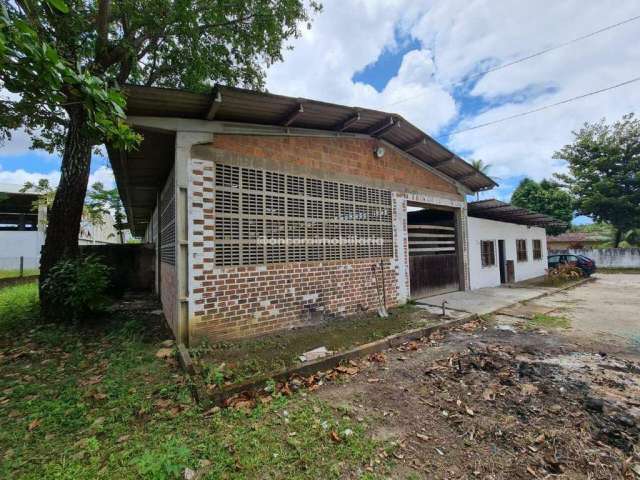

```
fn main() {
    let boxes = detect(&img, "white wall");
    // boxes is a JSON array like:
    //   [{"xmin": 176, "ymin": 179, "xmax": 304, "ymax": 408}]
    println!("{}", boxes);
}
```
[
  {"xmin": 549, "ymin": 248, "xmax": 640, "ymax": 268},
  {"xmin": 0, "ymin": 231, "xmax": 43, "ymax": 269},
  {"xmin": 468, "ymin": 217, "xmax": 547, "ymax": 289}
]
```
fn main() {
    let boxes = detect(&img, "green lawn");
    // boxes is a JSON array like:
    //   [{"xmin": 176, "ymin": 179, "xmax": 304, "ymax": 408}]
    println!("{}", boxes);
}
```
[
  {"xmin": 0, "ymin": 269, "xmax": 39, "ymax": 280},
  {"xmin": 0, "ymin": 284, "xmax": 391, "ymax": 479}
]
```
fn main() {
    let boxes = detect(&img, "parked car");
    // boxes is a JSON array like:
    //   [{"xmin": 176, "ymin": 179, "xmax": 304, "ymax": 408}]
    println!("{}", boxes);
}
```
[{"xmin": 548, "ymin": 254, "xmax": 597, "ymax": 276}]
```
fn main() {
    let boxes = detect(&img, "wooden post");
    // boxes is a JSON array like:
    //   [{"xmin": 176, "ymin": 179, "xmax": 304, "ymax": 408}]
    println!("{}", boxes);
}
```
[{"xmin": 19, "ymin": 256, "xmax": 24, "ymax": 277}]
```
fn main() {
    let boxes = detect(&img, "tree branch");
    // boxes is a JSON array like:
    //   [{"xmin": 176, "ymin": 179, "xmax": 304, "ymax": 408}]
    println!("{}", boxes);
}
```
[{"xmin": 95, "ymin": 0, "xmax": 111, "ymax": 58}]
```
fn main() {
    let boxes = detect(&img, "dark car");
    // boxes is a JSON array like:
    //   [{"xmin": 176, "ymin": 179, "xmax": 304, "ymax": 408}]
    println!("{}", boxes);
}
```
[{"xmin": 548, "ymin": 254, "xmax": 596, "ymax": 276}]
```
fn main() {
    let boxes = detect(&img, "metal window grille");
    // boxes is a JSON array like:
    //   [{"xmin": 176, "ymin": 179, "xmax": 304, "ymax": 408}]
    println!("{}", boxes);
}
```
[
  {"xmin": 516, "ymin": 239, "xmax": 528, "ymax": 262},
  {"xmin": 533, "ymin": 239, "xmax": 542, "ymax": 260},
  {"xmin": 212, "ymin": 163, "xmax": 393, "ymax": 266},
  {"xmin": 159, "ymin": 169, "xmax": 176, "ymax": 265},
  {"xmin": 480, "ymin": 240, "xmax": 495, "ymax": 267}
]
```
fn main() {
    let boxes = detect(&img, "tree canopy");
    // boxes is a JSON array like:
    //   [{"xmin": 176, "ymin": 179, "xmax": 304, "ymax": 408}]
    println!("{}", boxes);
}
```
[
  {"xmin": 1, "ymin": 0, "xmax": 320, "ymax": 317},
  {"xmin": 554, "ymin": 114, "xmax": 640, "ymax": 247},
  {"xmin": 510, "ymin": 178, "xmax": 573, "ymax": 235},
  {"xmin": 1, "ymin": 0, "xmax": 321, "ymax": 154}
]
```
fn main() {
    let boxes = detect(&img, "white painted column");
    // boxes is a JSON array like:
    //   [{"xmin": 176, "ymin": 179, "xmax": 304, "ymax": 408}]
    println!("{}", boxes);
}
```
[
  {"xmin": 392, "ymin": 192, "xmax": 409, "ymax": 303},
  {"xmin": 174, "ymin": 131, "xmax": 214, "ymax": 346}
]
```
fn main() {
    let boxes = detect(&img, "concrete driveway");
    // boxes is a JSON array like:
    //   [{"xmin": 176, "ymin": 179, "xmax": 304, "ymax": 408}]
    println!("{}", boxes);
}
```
[
  {"xmin": 524, "ymin": 273, "xmax": 640, "ymax": 347},
  {"xmin": 417, "ymin": 284, "xmax": 553, "ymax": 316},
  {"xmin": 417, "ymin": 273, "xmax": 640, "ymax": 350}
]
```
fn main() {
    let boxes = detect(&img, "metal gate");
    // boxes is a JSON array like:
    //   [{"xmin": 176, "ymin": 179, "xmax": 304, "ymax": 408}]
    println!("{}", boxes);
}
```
[{"xmin": 408, "ymin": 224, "xmax": 459, "ymax": 298}]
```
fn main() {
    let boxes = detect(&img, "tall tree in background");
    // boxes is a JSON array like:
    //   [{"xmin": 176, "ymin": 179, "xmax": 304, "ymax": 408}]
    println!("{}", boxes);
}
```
[
  {"xmin": 554, "ymin": 114, "xmax": 640, "ymax": 247},
  {"xmin": 86, "ymin": 182, "xmax": 126, "ymax": 244},
  {"xmin": 511, "ymin": 178, "xmax": 573, "ymax": 235},
  {"xmin": 1, "ymin": 0, "xmax": 320, "ymax": 317}
]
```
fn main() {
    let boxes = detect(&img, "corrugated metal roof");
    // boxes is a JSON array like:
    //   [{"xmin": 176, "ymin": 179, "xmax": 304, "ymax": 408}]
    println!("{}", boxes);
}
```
[
  {"xmin": 123, "ymin": 84, "xmax": 497, "ymax": 193},
  {"xmin": 468, "ymin": 199, "xmax": 566, "ymax": 228}
]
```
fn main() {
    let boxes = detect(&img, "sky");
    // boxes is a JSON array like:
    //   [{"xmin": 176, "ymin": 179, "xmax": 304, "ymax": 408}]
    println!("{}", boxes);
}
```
[{"xmin": 2, "ymin": 0, "xmax": 640, "ymax": 224}]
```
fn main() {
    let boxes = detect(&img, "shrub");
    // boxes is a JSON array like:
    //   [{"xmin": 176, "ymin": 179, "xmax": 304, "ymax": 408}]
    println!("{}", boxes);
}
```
[
  {"xmin": 546, "ymin": 264, "xmax": 583, "ymax": 286},
  {"xmin": 41, "ymin": 254, "xmax": 112, "ymax": 321}
]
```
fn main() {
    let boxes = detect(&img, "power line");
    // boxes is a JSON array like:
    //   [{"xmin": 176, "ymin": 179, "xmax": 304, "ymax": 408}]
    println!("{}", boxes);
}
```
[
  {"xmin": 386, "ymin": 13, "xmax": 640, "ymax": 107},
  {"xmin": 447, "ymin": 75, "xmax": 640, "ymax": 135}
]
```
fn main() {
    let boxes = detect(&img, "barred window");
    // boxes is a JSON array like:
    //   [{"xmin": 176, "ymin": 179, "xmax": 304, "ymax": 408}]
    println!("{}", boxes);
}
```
[
  {"xmin": 533, "ymin": 239, "xmax": 542, "ymax": 260},
  {"xmin": 159, "ymin": 169, "xmax": 176, "ymax": 265},
  {"xmin": 516, "ymin": 239, "xmax": 528, "ymax": 262},
  {"xmin": 480, "ymin": 240, "xmax": 495, "ymax": 267},
  {"xmin": 212, "ymin": 164, "xmax": 393, "ymax": 266}
]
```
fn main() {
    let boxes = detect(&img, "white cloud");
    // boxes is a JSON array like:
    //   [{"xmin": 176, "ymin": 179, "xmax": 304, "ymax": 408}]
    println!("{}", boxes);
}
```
[
  {"xmin": 0, "ymin": 165, "xmax": 115, "ymax": 191},
  {"xmin": 265, "ymin": 1, "xmax": 459, "ymax": 133},
  {"xmin": 0, "ymin": 128, "xmax": 51, "ymax": 158},
  {"xmin": 266, "ymin": 0, "xmax": 640, "ymax": 191},
  {"xmin": 0, "ymin": 167, "xmax": 60, "ymax": 188},
  {"xmin": 88, "ymin": 165, "xmax": 115, "ymax": 188}
]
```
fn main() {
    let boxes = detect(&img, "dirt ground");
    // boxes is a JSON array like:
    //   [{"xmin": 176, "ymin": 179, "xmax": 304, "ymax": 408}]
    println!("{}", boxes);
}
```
[
  {"xmin": 525, "ymin": 273, "xmax": 640, "ymax": 350},
  {"xmin": 314, "ymin": 276, "xmax": 640, "ymax": 479}
]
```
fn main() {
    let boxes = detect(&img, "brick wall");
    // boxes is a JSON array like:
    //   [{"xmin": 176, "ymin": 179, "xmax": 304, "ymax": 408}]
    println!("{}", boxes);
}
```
[
  {"xmin": 187, "ymin": 135, "xmax": 461, "ymax": 342},
  {"xmin": 161, "ymin": 262, "xmax": 177, "ymax": 333},
  {"xmin": 209, "ymin": 135, "xmax": 460, "ymax": 197}
]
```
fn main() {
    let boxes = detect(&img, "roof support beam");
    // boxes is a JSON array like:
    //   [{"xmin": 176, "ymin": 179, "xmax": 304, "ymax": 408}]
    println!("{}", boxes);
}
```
[
  {"xmin": 403, "ymin": 137, "xmax": 427, "ymax": 152},
  {"xmin": 367, "ymin": 117, "xmax": 398, "ymax": 137},
  {"xmin": 205, "ymin": 90, "xmax": 222, "ymax": 120},
  {"xmin": 432, "ymin": 154, "xmax": 456, "ymax": 168},
  {"xmin": 335, "ymin": 112, "xmax": 360, "ymax": 132},
  {"xmin": 281, "ymin": 103, "xmax": 304, "ymax": 126},
  {"xmin": 455, "ymin": 170, "xmax": 478, "ymax": 181}
]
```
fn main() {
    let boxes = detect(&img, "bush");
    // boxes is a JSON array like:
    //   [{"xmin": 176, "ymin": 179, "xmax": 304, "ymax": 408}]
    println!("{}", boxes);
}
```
[
  {"xmin": 41, "ymin": 254, "xmax": 112, "ymax": 321},
  {"xmin": 546, "ymin": 264, "xmax": 583, "ymax": 286}
]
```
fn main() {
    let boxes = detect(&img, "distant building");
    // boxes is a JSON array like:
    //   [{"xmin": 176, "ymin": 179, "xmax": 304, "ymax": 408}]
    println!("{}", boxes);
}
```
[
  {"xmin": 0, "ymin": 183, "xmax": 127, "ymax": 270},
  {"xmin": 547, "ymin": 232, "xmax": 608, "ymax": 250}
]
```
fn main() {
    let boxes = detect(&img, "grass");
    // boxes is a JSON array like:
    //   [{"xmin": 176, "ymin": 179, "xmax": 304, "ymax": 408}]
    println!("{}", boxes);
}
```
[
  {"xmin": 0, "ymin": 269, "xmax": 39, "ymax": 280},
  {"xmin": 0, "ymin": 284, "xmax": 392, "ymax": 479},
  {"xmin": 525, "ymin": 313, "xmax": 571, "ymax": 330},
  {"xmin": 597, "ymin": 267, "xmax": 640, "ymax": 274},
  {"xmin": 191, "ymin": 305, "xmax": 438, "ymax": 386}
]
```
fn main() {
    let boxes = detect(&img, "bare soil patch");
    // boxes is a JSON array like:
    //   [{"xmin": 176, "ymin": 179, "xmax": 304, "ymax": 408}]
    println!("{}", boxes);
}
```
[
  {"xmin": 317, "ymin": 319, "xmax": 640, "ymax": 479},
  {"xmin": 191, "ymin": 305, "xmax": 442, "ymax": 387}
]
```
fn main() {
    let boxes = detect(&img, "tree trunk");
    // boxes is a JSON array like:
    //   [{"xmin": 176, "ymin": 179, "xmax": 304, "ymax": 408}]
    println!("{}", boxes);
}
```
[
  {"xmin": 39, "ymin": 106, "xmax": 93, "ymax": 318},
  {"xmin": 613, "ymin": 228, "xmax": 623, "ymax": 248}
]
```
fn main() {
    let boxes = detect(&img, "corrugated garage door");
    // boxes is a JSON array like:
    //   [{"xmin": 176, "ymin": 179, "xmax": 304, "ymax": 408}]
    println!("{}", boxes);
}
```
[{"xmin": 408, "ymin": 224, "xmax": 459, "ymax": 298}]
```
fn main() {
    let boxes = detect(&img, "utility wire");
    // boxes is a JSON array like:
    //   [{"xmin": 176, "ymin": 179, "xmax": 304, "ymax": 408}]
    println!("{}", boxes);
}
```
[
  {"xmin": 447, "ymin": 75, "xmax": 640, "ymax": 135},
  {"xmin": 386, "ymin": 13, "xmax": 640, "ymax": 107}
]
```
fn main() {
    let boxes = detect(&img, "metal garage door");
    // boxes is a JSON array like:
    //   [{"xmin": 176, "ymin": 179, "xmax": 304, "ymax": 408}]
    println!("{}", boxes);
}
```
[{"xmin": 408, "ymin": 224, "xmax": 459, "ymax": 298}]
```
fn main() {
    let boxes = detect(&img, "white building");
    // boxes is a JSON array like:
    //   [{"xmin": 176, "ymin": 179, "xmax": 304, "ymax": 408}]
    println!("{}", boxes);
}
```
[
  {"xmin": 466, "ymin": 199, "xmax": 561, "ymax": 289},
  {"xmin": 0, "ymin": 183, "xmax": 126, "ymax": 270}
]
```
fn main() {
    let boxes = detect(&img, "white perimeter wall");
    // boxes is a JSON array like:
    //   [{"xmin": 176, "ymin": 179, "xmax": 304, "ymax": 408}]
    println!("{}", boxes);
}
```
[
  {"xmin": 468, "ymin": 217, "xmax": 547, "ymax": 289},
  {"xmin": 0, "ymin": 231, "xmax": 43, "ymax": 269}
]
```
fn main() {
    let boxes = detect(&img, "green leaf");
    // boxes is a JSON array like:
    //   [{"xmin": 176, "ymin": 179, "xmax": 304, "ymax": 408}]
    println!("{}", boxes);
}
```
[{"xmin": 45, "ymin": 0, "xmax": 69, "ymax": 14}]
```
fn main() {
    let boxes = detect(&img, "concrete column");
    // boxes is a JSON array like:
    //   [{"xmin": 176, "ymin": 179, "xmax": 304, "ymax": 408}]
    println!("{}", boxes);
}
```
[{"xmin": 174, "ymin": 131, "xmax": 214, "ymax": 346}]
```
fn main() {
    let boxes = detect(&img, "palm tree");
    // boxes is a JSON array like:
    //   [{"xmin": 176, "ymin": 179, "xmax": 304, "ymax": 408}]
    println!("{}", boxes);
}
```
[{"xmin": 470, "ymin": 159, "xmax": 492, "ymax": 201}]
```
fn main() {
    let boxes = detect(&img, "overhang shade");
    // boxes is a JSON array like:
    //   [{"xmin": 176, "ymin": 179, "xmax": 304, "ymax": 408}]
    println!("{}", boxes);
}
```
[
  {"xmin": 467, "ymin": 199, "xmax": 566, "ymax": 228},
  {"xmin": 121, "ymin": 84, "xmax": 498, "ymax": 194}
]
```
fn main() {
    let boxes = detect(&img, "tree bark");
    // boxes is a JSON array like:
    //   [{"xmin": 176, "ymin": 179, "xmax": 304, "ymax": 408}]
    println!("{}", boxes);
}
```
[
  {"xmin": 614, "ymin": 228, "xmax": 623, "ymax": 248},
  {"xmin": 39, "ymin": 106, "xmax": 92, "ymax": 318}
]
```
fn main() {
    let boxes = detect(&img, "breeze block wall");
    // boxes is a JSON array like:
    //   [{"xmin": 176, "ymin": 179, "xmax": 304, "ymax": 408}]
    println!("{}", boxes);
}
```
[{"xmin": 187, "ymin": 135, "xmax": 462, "ymax": 342}]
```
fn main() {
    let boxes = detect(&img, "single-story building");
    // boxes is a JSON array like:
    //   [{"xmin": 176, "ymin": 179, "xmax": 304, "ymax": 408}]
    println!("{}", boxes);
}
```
[
  {"xmin": 547, "ymin": 231, "xmax": 608, "ymax": 250},
  {"xmin": 466, "ymin": 199, "xmax": 563, "ymax": 289},
  {"xmin": 0, "ymin": 183, "xmax": 126, "ymax": 270},
  {"xmin": 108, "ymin": 85, "xmax": 561, "ymax": 345}
]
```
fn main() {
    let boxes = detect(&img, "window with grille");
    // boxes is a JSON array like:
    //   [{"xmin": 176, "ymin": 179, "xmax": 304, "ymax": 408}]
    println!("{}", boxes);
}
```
[
  {"xmin": 480, "ymin": 240, "xmax": 495, "ymax": 267},
  {"xmin": 212, "ymin": 163, "xmax": 394, "ymax": 266},
  {"xmin": 516, "ymin": 239, "xmax": 528, "ymax": 262},
  {"xmin": 159, "ymin": 170, "xmax": 176, "ymax": 265},
  {"xmin": 533, "ymin": 239, "xmax": 542, "ymax": 260}
]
